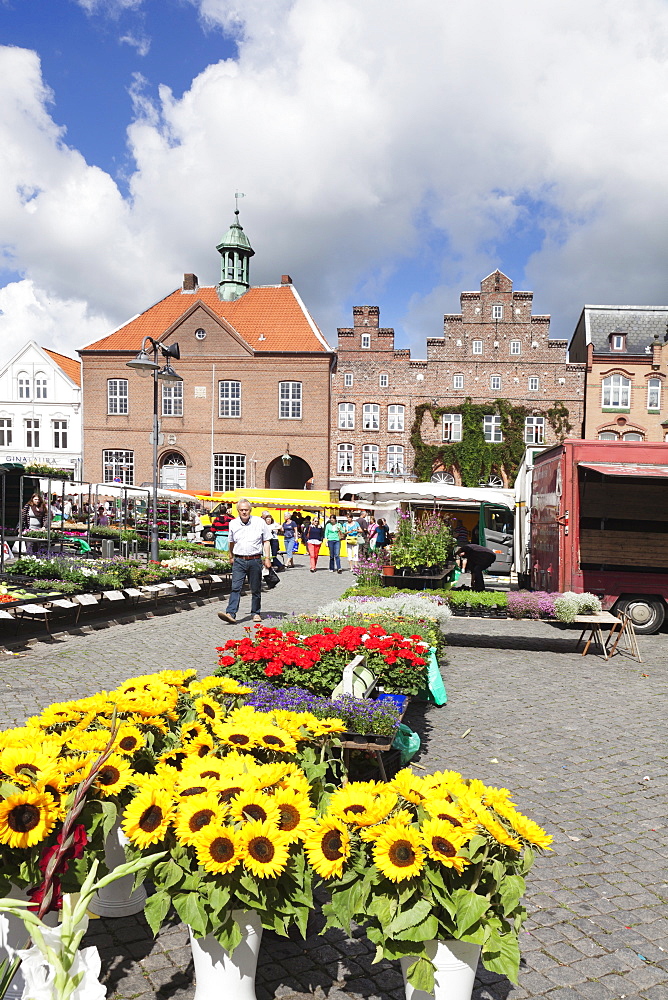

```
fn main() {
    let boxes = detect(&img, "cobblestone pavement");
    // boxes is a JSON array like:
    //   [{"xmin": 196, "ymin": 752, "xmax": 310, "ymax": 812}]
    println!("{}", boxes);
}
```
[{"xmin": 1, "ymin": 566, "xmax": 667, "ymax": 1000}]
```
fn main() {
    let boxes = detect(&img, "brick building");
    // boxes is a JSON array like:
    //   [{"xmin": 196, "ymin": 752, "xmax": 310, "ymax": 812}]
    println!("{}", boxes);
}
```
[
  {"xmin": 79, "ymin": 214, "xmax": 333, "ymax": 492},
  {"xmin": 569, "ymin": 305, "xmax": 668, "ymax": 442},
  {"xmin": 330, "ymin": 271, "xmax": 584, "ymax": 490}
]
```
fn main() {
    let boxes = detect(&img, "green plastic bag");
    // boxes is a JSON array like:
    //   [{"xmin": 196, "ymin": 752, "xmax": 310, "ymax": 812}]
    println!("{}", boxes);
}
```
[
  {"xmin": 421, "ymin": 646, "xmax": 447, "ymax": 706},
  {"xmin": 392, "ymin": 723, "xmax": 421, "ymax": 765}
]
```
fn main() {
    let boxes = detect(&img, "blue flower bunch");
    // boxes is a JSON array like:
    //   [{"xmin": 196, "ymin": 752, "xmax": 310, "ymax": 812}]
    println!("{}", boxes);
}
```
[{"xmin": 245, "ymin": 682, "xmax": 403, "ymax": 736}]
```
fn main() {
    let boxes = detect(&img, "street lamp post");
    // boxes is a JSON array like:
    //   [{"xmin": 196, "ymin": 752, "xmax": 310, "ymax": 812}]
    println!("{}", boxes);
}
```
[{"xmin": 126, "ymin": 337, "xmax": 182, "ymax": 562}]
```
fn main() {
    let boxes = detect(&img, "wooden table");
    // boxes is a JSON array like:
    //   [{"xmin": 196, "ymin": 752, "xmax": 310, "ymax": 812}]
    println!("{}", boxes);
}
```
[{"xmin": 574, "ymin": 612, "xmax": 642, "ymax": 662}]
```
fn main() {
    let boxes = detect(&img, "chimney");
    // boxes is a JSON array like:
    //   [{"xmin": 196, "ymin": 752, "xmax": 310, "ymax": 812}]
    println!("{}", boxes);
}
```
[
  {"xmin": 281, "ymin": 274, "xmax": 292, "ymax": 285},
  {"xmin": 652, "ymin": 334, "xmax": 662, "ymax": 370},
  {"xmin": 183, "ymin": 273, "xmax": 198, "ymax": 292}
]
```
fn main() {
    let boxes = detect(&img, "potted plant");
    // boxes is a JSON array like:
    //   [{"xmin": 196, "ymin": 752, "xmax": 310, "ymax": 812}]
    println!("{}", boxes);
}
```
[{"xmin": 390, "ymin": 512, "xmax": 454, "ymax": 577}]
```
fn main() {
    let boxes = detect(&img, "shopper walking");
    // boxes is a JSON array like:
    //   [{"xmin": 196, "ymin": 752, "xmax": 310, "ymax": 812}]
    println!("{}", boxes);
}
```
[
  {"xmin": 343, "ymin": 513, "xmax": 360, "ymax": 570},
  {"xmin": 374, "ymin": 518, "xmax": 391, "ymax": 550},
  {"xmin": 218, "ymin": 499, "xmax": 272, "ymax": 624},
  {"xmin": 367, "ymin": 516, "xmax": 378, "ymax": 550},
  {"xmin": 262, "ymin": 513, "xmax": 283, "ymax": 568},
  {"xmin": 281, "ymin": 513, "xmax": 298, "ymax": 566},
  {"xmin": 324, "ymin": 515, "xmax": 343, "ymax": 573},
  {"xmin": 306, "ymin": 517, "xmax": 324, "ymax": 572},
  {"xmin": 212, "ymin": 504, "xmax": 233, "ymax": 551}
]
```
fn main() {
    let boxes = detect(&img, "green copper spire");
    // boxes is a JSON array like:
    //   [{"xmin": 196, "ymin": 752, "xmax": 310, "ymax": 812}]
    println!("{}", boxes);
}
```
[{"xmin": 216, "ymin": 210, "xmax": 255, "ymax": 301}]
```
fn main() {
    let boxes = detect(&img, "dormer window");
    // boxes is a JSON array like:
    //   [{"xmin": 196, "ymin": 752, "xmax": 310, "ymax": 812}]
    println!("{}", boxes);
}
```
[{"xmin": 610, "ymin": 333, "xmax": 626, "ymax": 352}]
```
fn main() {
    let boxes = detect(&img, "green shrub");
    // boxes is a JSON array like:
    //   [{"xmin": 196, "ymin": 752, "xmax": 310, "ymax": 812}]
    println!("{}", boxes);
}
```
[{"xmin": 446, "ymin": 590, "xmax": 507, "ymax": 608}]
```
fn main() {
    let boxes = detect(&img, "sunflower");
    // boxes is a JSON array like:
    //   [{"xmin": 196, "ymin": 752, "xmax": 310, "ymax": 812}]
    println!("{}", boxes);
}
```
[
  {"xmin": 463, "ymin": 796, "xmax": 521, "ymax": 851},
  {"xmin": 126, "ymin": 713, "xmax": 170, "ymax": 735},
  {"xmin": 94, "ymin": 753, "xmax": 134, "ymax": 797},
  {"xmin": 389, "ymin": 768, "xmax": 431, "ymax": 805},
  {"xmin": 212, "ymin": 720, "xmax": 258, "ymax": 751},
  {"xmin": 188, "ymin": 735, "xmax": 217, "ymax": 759},
  {"xmin": 328, "ymin": 785, "xmax": 397, "ymax": 827},
  {"xmin": 32, "ymin": 703, "xmax": 85, "ymax": 728},
  {"xmin": 174, "ymin": 773, "xmax": 219, "ymax": 799},
  {"xmin": 240, "ymin": 820, "xmax": 290, "ymax": 879},
  {"xmin": 157, "ymin": 749, "xmax": 190, "ymax": 773},
  {"xmin": 423, "ymin": 797, "xmax": 467, "ymax": 827},
  {"xmin": 113, "ymin": 724, "xmax": 145, "ymax": 756},
  {"xmin": 122, "ymin": 786, "xmax": 174, "ymax": 848},
  {"xmin": 194, "ymin": 696, "xmax": 224, "ymax": 725},
  {"xmin": 195, "ymin": 824, "xmax": 244, "ymax": 874},
  {"xmin": 255, "ymin": 727, "xmax": 298, "ymax": 754},
  {"xmin": 0, "ymin": 747, "xmax": 60, "ymax": 783},
  {"xmin": 57, "ymin": 753, "xmax": 94, "ymax": 788},
  {"xmin": 304, "ymin": 817, "xmax": 351, "ymax": 878},
  {"xmin": 310, "ymin": 717, "xmax": 347, "ymax": 736},
  {"xmin": 273, "ymin": 789, "xmax": 316, "ymax": 841},
  {"xmin": 212, "ymin": 677, "xmax": 252, "ymax": 695},
  {"xmin": 0, "ymin": 788, "xmax": 56, "ymax": 848},
  {"xmin": 66, "ymin": 730, "xmax": 111, "ymax": 755},
  {"xmin": 175, "ymin": 794, "xmax": 223, "ymax": 846},
  {"xmin": 420, "ymin": 817, "xmax": 472, "ymax": 871},
  {"xmin": 276, "ymin": 764, "xmax": 311, "ymax": 796},
  {"xmin": 157, "ymin": 669, "xmax": 197, "ymax": 691},
  {"xmin": 229, "ymin": 791, "xmax": 281, "ymax": 827},
  {"xmin": 496, "ymin": 808, "xmax": 553, "ymax": 849},
  {"xmin": 247, "ymin": 761, "xmax": 289, "ymax": 789},
  {"xmin": 372, "ymin": 823, "xmax": 424, "ymax": 882},
  {"xmin": 180, "ymin": 722, "xmax": 208, "ymax": 744}
]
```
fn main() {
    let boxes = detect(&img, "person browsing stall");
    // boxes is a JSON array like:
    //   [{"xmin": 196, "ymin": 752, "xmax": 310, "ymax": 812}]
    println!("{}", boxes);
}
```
[{"xmin": 218, "ymin": 500, "xmax": 272, "ymax": 624}]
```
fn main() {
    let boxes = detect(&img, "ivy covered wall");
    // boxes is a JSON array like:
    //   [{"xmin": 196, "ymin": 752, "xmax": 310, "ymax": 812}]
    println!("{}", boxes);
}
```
[{"xmin": 410, "ymin": 398, "xmax": 572, "ymax": 486}]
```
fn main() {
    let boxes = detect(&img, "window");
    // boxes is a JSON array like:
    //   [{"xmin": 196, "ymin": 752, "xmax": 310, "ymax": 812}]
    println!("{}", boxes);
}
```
[
  {"xmin": 623, "ymin": 432, "xmax": 644, "ymax": 441},
  {"xmin": 362, "ymin": 444, "xmax": 379, "ymax": 474},
  {"xmin": 17, "ymin": 374, "xmax": 30, "ymax": 399},
  {"xmin": 35, "ymin": 374, "xmax": 47, "ymax": 399},
  {"xmin": 361, "ymin": 333, "xmax": 371, "ymax": 349},
  {"xmin": 442, "ymin": 413, "xmax": 463, "ymax": 442},
  {"xmin": 25, "ymin": 419, "xmax": 40, "ymax": 448},
  {"xmin": 598, "ymin": 431, "xmax": 618, "ymax": 440},
  {"xmin": 103, "ymin": 450, "xmax": 134, "ymax": 484},
  {"xmin": 453, "ymin": 374, "xmax": 464, "ymax": 390},
  {"xmin": 219, "ymin": 380, "xmax": 241, "ymax": 418},
  {"xmin": 213, "ymin": 453, "xmax": 246, "ymax": 490},
  {"xmin": 337, "ymin": 443, "xmax": 354, "ymax": 474},
  {"xmin": 524, "ymin": 416, "xmax": 545, "ymax": 444},
  {"xmin": 387, "ymin": 445, "xmax": 404, "ymax": 474},
  {"xmin": 195, "ymin": 328, "xmax": 207, "ymax": 341},
  {"xmin": 611, "ymin": 334, "xmax": 625, "ymax": 351},
  {"xmin": 379, "ymin": 373, "xmax": 389, "ymax": 388},
  {"xmin": 279, "ymin": 381, "xmax": 302, "ymax": 418},
  {"xmin": 510, "ymin": 340, "xmax": 521, "ymax": 356},
  {"xmin": 472, "ymin": 340, "xmax": 483, "ymax": 355},
  {"xmin": 107, "ymin": 379, "xmax": 129, "ymax": 415},
  {"xmin": 388, "ymin": 404, "xmax": 404, "ymax": 431},
  {"xmin": 648, "ymin": 378, "xmax": 661, "ymax": 411},
  {"xmin": 602, "ymin": 374, "xmax": 631, "ymax": 408},
  {"xmin": 483, "ymin": 414, "xmax": 503, "ymax": 442},
  {"xmin": 492, "ymin": 304, "xmax": 503, "ymax": 320},
  {"xmin": 344, "ymin": 373, "xmax": 354, "ymax": 388},
  {"xmin": 0, "ymin": 418, "xmax": 11, "ymax": 446},
  {"xmin": 52, "ymin": 420, "xmax": 68, "ymax": 449},
  {"xmin": 338, "ymin": 402, "xmax": 355, "ymax": 429},
  {"xmin": 528, "ymin": 376, "xmax": 540, "ymax": 391},
  {"xmin": 363, "ymin": 403, "xmax": 380, "ymax": 430},
  {"xmin": 490, "ymin": 374, "xmax": 501, "ymax": 391},
  {"xmin": 162, "ymin": 382, "xmax": 184, "ymax": 417}
]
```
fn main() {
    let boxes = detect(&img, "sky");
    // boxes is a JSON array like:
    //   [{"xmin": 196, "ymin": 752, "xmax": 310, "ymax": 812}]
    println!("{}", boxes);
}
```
[{"xmin": 2, "ymin": 0, "xmax": 668, "ymax": 364}]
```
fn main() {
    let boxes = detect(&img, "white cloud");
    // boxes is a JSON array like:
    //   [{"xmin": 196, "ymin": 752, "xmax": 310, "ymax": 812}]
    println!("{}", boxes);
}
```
[
  {"xmin": 0, "ymin": 280, "xmax": 112, "ymax": 359},
  {"xmin": 119, "ymin": 32, "xmax": 151, "ymax": 57},
  {"xmin": 3, "ymin": 0, "xmax": 668, "ymax": 367}
]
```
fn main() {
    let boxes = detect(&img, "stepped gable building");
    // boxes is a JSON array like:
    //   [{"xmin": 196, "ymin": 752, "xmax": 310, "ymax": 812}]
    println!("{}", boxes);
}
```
[
  {"xmin": 331, "ymin": 271, "xmax": 584, "ymax": 490},
  {"xmin": 79, "ymin": 213, "xmax": 333, "ymax": 492},
  {"xmin": 569, "ymin": 305, "xmax": 668, "ymax": 442}
]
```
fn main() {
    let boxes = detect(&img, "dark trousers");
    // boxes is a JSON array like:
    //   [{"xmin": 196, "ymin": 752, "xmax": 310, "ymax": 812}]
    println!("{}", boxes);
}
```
[
  {"xmin": 226, "ymin": 557, "xmax": 263, "ymax": 617},
  {"xmin": 269, "ymin": 538, "xmax": 282, "ymax": 567},
  {"xmin": 469, "ymin": 556, "xmax": 495, "ymax": 592},
  {"xmin": 327, "ymin": 539, "xmax": 341, "ymax": 570}
]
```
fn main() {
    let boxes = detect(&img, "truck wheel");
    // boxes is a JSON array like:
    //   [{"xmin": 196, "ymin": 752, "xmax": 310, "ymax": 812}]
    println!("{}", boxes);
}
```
[
  {"xmin": 615, "ymin": 597, "xmax": 666, "ymax": 635},
  {"xmin": 201, "ymin": 529, "xmax": 214, "ymax": 542}
]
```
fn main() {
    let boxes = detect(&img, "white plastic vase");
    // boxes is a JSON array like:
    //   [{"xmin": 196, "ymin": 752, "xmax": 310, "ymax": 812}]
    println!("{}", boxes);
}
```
[
  {"xmin": 189, "ymin": 910, "xmax": 263, "ymax": 1000},
  {"xmin": 88, "ymin": 822, "xmax": 147, "ymax": 918},
  {"xmin": 1, "ymin": 886, "xmax": 59, "ymax": 1000},
  {"xmin": 401, "ymin": 939, "xmax": 481, "ymax": 1000}
]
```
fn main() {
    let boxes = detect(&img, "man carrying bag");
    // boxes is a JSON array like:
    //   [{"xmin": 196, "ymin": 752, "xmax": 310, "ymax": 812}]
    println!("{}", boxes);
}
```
[{"xmin": 218, "ymin": 499, "xmax": 272, "ymax": 624}]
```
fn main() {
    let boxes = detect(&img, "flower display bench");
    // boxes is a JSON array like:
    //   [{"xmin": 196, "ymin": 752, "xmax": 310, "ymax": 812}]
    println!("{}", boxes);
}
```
[{"xmin": 383, "ymin": 564, "xmax": 454, "ymax": 590}]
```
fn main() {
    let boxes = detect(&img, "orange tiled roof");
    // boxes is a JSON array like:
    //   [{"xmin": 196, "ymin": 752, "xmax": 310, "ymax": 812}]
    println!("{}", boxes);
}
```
[
  {"xmin": 80, "ymin": 285, "xmax": 331, "ymax": 353},
  {"xmin": 43, "ymin": 348, "xmax": 82, "ymax": 386}
]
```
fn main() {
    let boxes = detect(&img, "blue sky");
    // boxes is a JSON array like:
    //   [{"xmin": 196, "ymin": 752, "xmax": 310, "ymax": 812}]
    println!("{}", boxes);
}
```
[{"xmin": 2, "ymin": 0, "xmax": 668, "ymax": 361}]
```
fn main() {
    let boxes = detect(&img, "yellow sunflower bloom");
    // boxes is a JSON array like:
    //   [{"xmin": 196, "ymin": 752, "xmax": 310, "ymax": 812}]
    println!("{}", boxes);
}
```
[
  {"xmin": 273, "ymin": 789, "xmax": 316, "ymax": 841},
  {"xmin": 194, "ymin": 696, "xmax": 224, "ymax": 725},
  {"xmin": 174, "ymin": 774, "xmax": 219, "ymax": 799},
  {"xmin": 175, "ymin": 795, "xmax": 223, "ymax": 846},
  {"xmin": 255, "ymin": 727, "xmax": 298, "ymax": 755},
  {"xmin": 464, "ymin": 797, "xmax": 522, "ymax": 851},
  {"xmin": 309, "ymin": 717, "xmax": 347, "ymax": 736},
  {"xmin": 246, "ymin": 761, "xmax": 289, "ymax": 789},
  {"xmin": 240, "ymin": 820, "xmax": 290, "ymax": 879},
  {"xmin": 195, "ymin": 824, "xmax": 244, "ymax": 874},
  {"xmin": 113, "ymin": 724, "xmax": 145, "ymax": 756},
  {"xmin": 304, "ymin": 817, "xmax": 351, "ymax": 878},
  {"xmin": 229, "ymin": 791, "xmax": 280, "ymax": 827},
  {"xmin": 93, "ymin": 753, "xmax": 134, "ymax": 797},
  {"xmin": 275, "ymin": 763, "xmax": 310, "ymax": 796},
  {"xmin": 420, "ymin": 817, "xmax": 472, "ymax": 871},
  {"xmin": 179, "ymin": 722, "xmax": 208, "ymax": 744},
  {"xmin": 388, "ymin": 768, "xmax": 431, "ymax": 805},
  {"xmin": 328, "ymin": 785, "xmax": 397, "ymax": 827},
  {"xmin": 213, "ymin": 721, "xmax": 259, "ymax": 751},
  {"xmin": 156, "ymin": 749, "xmax": 190, "ymax": 774},
  {"xmin": 57, "ymin": 753, "xmax": 94, "ymax": 788},
  {"xmin": 157, "ymin": 669, "xmax": 197, "ymax": 691},
  {"xmin": 496, "ymin": 808, "xmax": 553, "ymax": 849},
  {"xmin": 126, "ymin": 714, "xmax": 170, "ymax": 735},
  {"xmin": 0, "ymin": 746, "xmax": 61, "ymax": 784},
  {"xmin": 372, "ymin": 823, "xmax": 424, "ymax": 882},
  {"xmin": 212, "ymin": 677, "xmax": 252, "ymax": 695},
  {"xmin": 0, "ymin": 788, "xmax": 56, "ymax": 848},
  {"xmin": 122, "ymin": 786, "xmax": 174, "ymax": 849},
  {"xmin": 423, "ymin": 797, "xmax": 468, "ymax": 827}
]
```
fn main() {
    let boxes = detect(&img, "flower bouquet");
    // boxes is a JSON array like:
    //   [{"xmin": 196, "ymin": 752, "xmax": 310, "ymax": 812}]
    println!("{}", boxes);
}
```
[{"xmin": 314, "ymin": 767, "xmax": 552, "ymax": 993}]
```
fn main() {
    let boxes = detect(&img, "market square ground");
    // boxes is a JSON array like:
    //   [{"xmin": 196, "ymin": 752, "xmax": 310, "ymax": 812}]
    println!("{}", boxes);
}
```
[{"xmin": 1, "ymin": 564, "xmax": 667, "ymax": 1000}]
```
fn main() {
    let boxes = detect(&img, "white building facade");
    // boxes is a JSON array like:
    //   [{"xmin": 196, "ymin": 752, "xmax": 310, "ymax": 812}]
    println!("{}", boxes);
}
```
[{"xmin": 0, "ymin": 342, "xmax": 82, "ymax": 478}]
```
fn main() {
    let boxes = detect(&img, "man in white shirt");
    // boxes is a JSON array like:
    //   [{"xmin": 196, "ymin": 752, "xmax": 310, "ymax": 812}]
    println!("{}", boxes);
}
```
[{"xmin": 218, "ymin": 499, "xmax": 272, "ymax": 624}]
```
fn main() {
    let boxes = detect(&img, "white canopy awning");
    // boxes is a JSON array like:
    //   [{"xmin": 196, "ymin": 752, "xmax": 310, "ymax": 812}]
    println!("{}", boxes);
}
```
[
  {"xmin": 41, "ymin": 482, "xmax": 189, "ymax": 501},
  {"xmin": 339, "ymin": 480, "xmax": 516, "ymax": 510}
]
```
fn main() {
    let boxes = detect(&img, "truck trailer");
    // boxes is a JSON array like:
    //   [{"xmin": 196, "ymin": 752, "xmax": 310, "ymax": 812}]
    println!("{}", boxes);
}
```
[{"xmin": 531, "ymin": 440, "xmax": 668, "ymax": 633}]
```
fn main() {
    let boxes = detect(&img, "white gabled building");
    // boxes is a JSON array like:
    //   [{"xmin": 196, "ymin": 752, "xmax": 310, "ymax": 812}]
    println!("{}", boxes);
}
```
[{"xmin": 0, "ymin": 341, "xmax": 82, "ymax": 478}]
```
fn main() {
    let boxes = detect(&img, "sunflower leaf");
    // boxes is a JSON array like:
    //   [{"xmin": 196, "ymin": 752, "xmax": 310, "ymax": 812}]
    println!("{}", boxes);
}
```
[
  {"xmin": 213, "ymin": 918, "xmax": 243, "ymax": 955},
  {"xmin": 100, "ymin": 800, "xmax": 118, "ymax": 839},
  {"xmin": 497, "ymin": 874, "xmax": 526, "ymax": 916},
  {"xmin": 143, "ymin": 890, "xmax": 172, "ymax": 936},
  {"xmin": 481, "ymin": 930, "xmax": 520, "ymax": 983},
  {"xmin": 392, "ymin": 913, "xmax": 439, "ymax": 942},
  {"xmin": 173, "ymin": 891, "xmax": 207, "ymax": 936},
  {"xmin": 388, "ymin": 898, "xmax": 432, "ymax": 935},
  {"xmin": 453, "ymin": 889, "xmax": 490, "ymax": 934},
  {"xmin": 405, "ymin": 956, "xmax": 436, "ymax": 993}
]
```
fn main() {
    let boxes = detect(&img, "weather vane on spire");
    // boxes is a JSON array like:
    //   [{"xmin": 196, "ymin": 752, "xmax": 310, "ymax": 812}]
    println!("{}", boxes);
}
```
[{"xmin": 234, "ymin": 191, "xmax": 246, "ymax": 215}]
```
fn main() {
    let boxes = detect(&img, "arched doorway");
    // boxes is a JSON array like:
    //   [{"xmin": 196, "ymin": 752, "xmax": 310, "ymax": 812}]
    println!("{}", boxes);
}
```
[
  {"xmin": 265, "ymin": 454, "xmax": 313, "ymax": 489},
  {"xmin": 160, "ymin": 452, "xmax": 187, "ymax": 489}
]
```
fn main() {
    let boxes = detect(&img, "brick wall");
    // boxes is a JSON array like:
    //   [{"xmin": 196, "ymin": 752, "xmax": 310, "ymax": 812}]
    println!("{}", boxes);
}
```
[{"xmin": 585, "ymin": 342, "xmax": 668, "ymax": 442}]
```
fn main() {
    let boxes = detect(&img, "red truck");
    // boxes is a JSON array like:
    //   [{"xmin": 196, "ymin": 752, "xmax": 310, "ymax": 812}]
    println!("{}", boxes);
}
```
[{"xmin": 531, "ymin": 439, "xmax": 668, "ymax": 633}]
